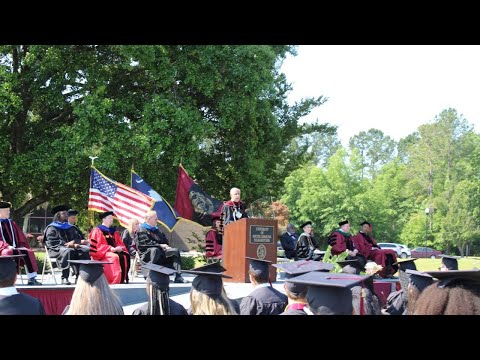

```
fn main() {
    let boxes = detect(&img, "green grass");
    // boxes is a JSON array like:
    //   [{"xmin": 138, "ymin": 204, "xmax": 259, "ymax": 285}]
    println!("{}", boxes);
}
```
[{"xmin": 405, "ymin": 257, "xmax": 480, "ymax": 272}]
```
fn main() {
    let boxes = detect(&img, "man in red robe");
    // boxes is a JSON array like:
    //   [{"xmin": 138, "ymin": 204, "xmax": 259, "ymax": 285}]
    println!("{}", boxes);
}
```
[
  {"xmin": 351, "ymin": 221, "xmax": 398, "ymax": 278},
  {"xmin": 0, "ymin": 201, "xmax": 42, "ymax": 285},
  {"xmin": 89, "ymin": 211, "xmax": 130, "ymax": 284}
]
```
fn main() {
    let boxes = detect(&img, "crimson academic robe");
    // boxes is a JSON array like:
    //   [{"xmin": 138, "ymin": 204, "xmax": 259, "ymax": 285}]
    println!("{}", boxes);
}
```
[
  {"xmin": 0, "ymin": 219, "xmax": 38, "ymax": 273},
  {"xmin": 205, "ymin": 228, "xmax": 222, "ymax": 259},
  {"xmin": 89, "ymin": 227, "xmax": 130, "ymax": 284},
  {"xmin": 352, "ymin": 232, "xmax": 398, "ymax": 277},
  {"xmin": 328, "ymin": 230, "xmax": 355, "ymax": 255},
  {"xmin": 221, "ymin": 200, "xmax": 248, "ymax": 225}
]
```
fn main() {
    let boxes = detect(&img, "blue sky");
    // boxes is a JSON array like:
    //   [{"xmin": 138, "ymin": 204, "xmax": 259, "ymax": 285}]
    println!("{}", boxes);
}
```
[{"xmin": 280, "ymin": 45, "xmax": 480, "ymax": 145}]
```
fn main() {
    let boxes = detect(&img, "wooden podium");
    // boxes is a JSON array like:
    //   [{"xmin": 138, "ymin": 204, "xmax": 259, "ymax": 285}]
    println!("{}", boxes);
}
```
[{"xmin": 222, "ymin": 218, "xmax": 278, "ymax": 283}]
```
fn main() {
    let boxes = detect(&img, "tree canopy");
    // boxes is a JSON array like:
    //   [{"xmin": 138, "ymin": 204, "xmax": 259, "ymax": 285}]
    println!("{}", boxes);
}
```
[{"xmin": 0, "ymin": 45, "xmax": 328, "ymax": 221}]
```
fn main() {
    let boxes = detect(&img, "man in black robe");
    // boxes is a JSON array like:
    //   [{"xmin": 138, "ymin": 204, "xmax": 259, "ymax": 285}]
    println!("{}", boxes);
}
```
[{"xmin": 44, "ymin": 205, "xmax": 90, "ymax": 285}]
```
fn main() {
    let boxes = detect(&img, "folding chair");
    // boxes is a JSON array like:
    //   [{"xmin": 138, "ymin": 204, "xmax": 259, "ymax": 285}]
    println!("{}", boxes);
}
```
[
  {"xmin": 129, "ymin": 252, "xmax": 141, "ymax": 277},
  {"xmin": 41, "ymin": 245, "xmax": 60, "ymax": 284}
]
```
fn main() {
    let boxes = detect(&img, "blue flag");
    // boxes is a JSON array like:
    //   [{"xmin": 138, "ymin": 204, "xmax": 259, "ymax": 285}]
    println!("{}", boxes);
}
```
[{"xmin": 131, "ymin": 171, "xmax": 179, "ymax": 231}]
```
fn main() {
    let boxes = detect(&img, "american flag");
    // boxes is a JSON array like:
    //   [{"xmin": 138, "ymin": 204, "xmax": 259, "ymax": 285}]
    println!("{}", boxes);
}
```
[{"xmin": 88, "ymin": 168, "xmax": 154, "ymax": 226}]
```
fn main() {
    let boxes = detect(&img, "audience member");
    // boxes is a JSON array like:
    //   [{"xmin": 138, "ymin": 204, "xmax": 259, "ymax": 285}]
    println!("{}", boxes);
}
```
[
  {"xmin": 183, "ymin": 263, "xmax": 237, "ymax": 315},
  {"xmin": 240, "ymin": 257, "xmax": 287, "ymax": 315},
  {"xmin": 132, "ymin": 263, "xmax": 187, "ymax": 315},
  {"xmin": 439, "ymin": 254, "xmax": 459, "ymax": 271},
  {"xmin": 273, "ymin": 260, "xmax": 333, "ymax": 315},
  {"xmin": 405, "ymin": 269, "xmax": 435, "ymax": 315},
  {"xmin": 0, "ymin": 254, "xmax": 45, "ymax": 315},
  {"xmin": 63, "ymin": 260, "xmax": 124, "ymax": 315},
  {"xmin": 413, "ymin": 269, "xmax": 480, "ymax": 315}
]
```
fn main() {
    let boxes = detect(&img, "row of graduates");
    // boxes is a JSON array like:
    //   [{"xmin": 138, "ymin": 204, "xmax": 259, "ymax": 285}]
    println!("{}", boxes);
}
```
[
  {"xmin": 2, "ymin": 251, "xmax": 480, "ymax": 315},
  {"xmin": 280, "ymin": 219, "xmax": 399, "ymax": 279}
]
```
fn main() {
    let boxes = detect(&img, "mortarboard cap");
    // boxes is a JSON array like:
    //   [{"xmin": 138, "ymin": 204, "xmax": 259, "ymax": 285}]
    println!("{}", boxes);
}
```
[
  {"xmin": 183, "ymin": 263, "xmax": 231, "ymax": 297},
  {"xmin": 51, "ymin": 205, "xmax": 70, "ymax": 215},
  {"xmin": 67, "ymin": 209, "xmax": 79, "ymax": 217},
  {"xmin": 273, "ymin": 260, "xmax": 333, "ymax": 295},
  {"xmin": 425, "ymin": 269, "xmax": 480, "ymax": 288},
  {"xmin": 299, "ymin": 221, "xmax": 312, "ymax": 229},
  {"xmin": 406, "ymin": 269, "xmax": 434, "ymax": 292},
  {"xmin": 142, "ymin": 263, "xmax": 176, "ymax": 290},
  {"xmin": 246, "ymin": 257, "xmax": 271, "ymax": 279},
  {"xmin": 338, "ymin": 220, "xmax": 349, "ymax": 227},
  {"xmin": 99, "ymin": 211, "xmax": 114, "ymax": 220},
  {"xmin": 359, "ymin": 221, "xmax": 371, "ymax": 226},
  {"xmin": 68, "ymin": 260, "xmax": 111, "ymax": 284},
  {"xmin": 0, "ymin": 254, "xmax": 25, "ymax": 281},
  {"xmin": 288, "ymin": 271, "xmax": 369, "ymax": 315},
  {"xmin": 393, "ymin": 257, "xmax": 418, "ymax": 271},
  {"xmin": 440, "ymin": 255, "xmax": 459, "ymax": 270},
  {"xmin": 0, "ymin": 201, "xmax": 12, "ymax": 209}
]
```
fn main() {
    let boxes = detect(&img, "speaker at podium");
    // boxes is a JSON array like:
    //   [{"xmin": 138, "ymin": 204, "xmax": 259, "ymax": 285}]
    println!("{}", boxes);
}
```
[{"xmin": 222, "ymin": 218, "xmax": 278, "ymax": 282}]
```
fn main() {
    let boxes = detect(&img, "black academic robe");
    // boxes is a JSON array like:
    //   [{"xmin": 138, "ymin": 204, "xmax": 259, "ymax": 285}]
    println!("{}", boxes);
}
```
[
  {"xmin": 383, "ymin": 289, "xmax": 407, "ymax": 315},
  {"xmin": 132, "ymin": 300, "xmax": 188, "ymax": 315},
  {"xmin": 240, "ymin": 285, "xmax": 288, "ymax": 315},
  {"xmin": 279, "ymin": 231, "xmax": 298, "ymax": 259},
  {"xmin": 0, "ymin": 293, "xmax": 46, "ymax": 315},
  {"xmin": 221, "ymin": 200, "xmax": 248, "ymax": 225}
]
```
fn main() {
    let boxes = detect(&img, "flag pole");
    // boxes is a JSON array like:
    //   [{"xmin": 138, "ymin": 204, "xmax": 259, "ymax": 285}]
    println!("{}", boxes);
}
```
[{"xmin": 87, "ymin": 158, "xmax": 98, "ymax": 228}]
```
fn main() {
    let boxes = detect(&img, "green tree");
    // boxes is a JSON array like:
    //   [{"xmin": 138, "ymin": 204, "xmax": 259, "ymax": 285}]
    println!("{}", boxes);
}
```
[
  {"xmin": 348, "ymin": 128, "xmax": 396, "ymax": 179},
  {"xmin": 0, "ymin": 45, "xmax": 329, "ymax": 221}
]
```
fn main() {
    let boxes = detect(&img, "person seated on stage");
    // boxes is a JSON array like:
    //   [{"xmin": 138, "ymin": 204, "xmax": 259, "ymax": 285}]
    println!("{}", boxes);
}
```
[
  {"xmin": 328, "ymin": 220, "xmax": 365, "ymax": 269},
  {"xmin": 273, "ymin": 260, "xmax": 333, "ymax": 315},
  {"xmin": 205, "ymin": 215, "xmax": 222, "ymax": 261},
  {"xmin": 0, "ymin": 254, "xmax": 46, "ymax": 315},
  {"xmin": 132, "ymin": 263, "xmax": 187, "ymax": 315},
  {"xmin": 287, "ymin": 271, "xmax": 370, "ymax": 315},
  {"xmin": 135, "ymin": 210, "xmax": 186, "ymax": 284},
  {"xmin": 67, "ymin": 209, "xmax": 90, "ymax": 248},
  {"xmin": 89, "ymin": 211, "xmax": 130, "ymax": 284},
  {"xmin": 382, "ymin": 258, "xmax": 418, "ymax": 315},
  {"xmin": 183, "ymin": 262, "xmax": 238, "ymax": 315},
  {"xmin": 44, "ymin": 205, "xmax": 90, "ymax": 285},
  {"xmin": 279, "ymin": 223, "xmax": 298, "ymax": 259},
  {"xmin": 295, "ymin": 221, "xmax": 323, "ymax": 261},
  {"xmin": 0, "ymin": 201, "xmax": 42, "ymax": 285},
  {"xmin": 121, "ymin": 218, "xmax": 140, "ymax": 258},
  {"xmin": 240, "ymin": 257, "xmax": 288, "ymax": 315},
  {"xmin": 351, "ymin": 221, "xmax": 398, "ymax": 278},
  {"xmin": 221, "ymin": 187, "xmax": 248, "ymax": 226},
  {"xmin": 413, "ymin": 269, "xmax": 480, "ymax": 315},
  {"xmin": 63, "ymin": 260, "xmax": 124, "ymax": 315},
  {"xmin": 404, "ymin": 269, "xmax": 435, "ymax": 315},
  {"xmin": 439, "ymin": 254, "xmax": 459, "ymax": 271}
]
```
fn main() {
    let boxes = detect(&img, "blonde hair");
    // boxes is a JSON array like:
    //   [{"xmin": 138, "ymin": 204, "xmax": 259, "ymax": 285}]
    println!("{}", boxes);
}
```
[
  {"xmin": 189, "ymin": 288, "xmax": 237, "ymax": 315},
  {"xmin": 66, "ymin": 274, "xmax": 124, "ymax": 315},
  {"xmin": 143, "ymin": 210, "xmax": 157, "ymax": 222},
  {"xmin": 127, "ymin": 218, "xmax": 140, "ymax": 236}
]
